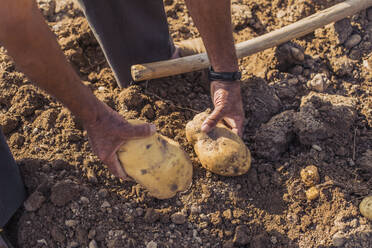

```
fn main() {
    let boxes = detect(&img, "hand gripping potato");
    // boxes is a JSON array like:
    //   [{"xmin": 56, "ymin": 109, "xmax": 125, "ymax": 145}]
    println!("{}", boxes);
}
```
[
  {"xmin": 117, "ymin": 120, "xmax": 193, "ymax": 199},
  {"xmin": 186, "ymin": 111, "xmax": 251, "ymax": 176}
]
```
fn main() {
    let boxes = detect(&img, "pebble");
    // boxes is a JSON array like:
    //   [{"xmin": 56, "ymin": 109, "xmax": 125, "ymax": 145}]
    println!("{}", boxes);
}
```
[
  {"xmin": 190, "ymin": 204, "xmax": 201, "ymax": 214},
  {"xmin": 89, "ymin": 240, "xmax": 98, "ymax": 248},
  {"xmin": 98, "ymin": 86, "xmax": 106, "ymax": 92},
  {"xmin": 345, "ymin": 34, "xmax": 362, "ymax": 49},
  {"xmin": 171, "ymin": 212, "xmax": 186, "ymax": 224},
  {"xmin": 135, "ymin": 207, "xmax": 144, "ymax": 216},
  {"xmin": 312, "ymin": 144, "xmax": 322, "ymax": 151},
  {"xmin": 307, "ymin": 73, "xmax": 330, "ymax": 92},
  {"xmin": 67, "ymin": 241, "xmax": 79, "ymax": 248},
  {"xmin": 332, "ymin": 232, "xmax": 346, "ymax": 247},
  {"xmin": 146, "ymin": 241, "xmax": 157, "ymax": 248},
  {"xmin": 101, "ymin": 200, "xmax": 111, "ymax": 208},
  {"xmin": 98, "ymin": 189, "xmax": 108, "ymax": 198},
  {"xmin": 271, "ymin": 236, "xmax": 278, "ymax": 244},
  {"xmin": 65, "ymin": 220, "xmax": 79, "ymax": 227},
  {"xmin": 80, "ymin": 196, "xmax": 90, "ymax": 204}
]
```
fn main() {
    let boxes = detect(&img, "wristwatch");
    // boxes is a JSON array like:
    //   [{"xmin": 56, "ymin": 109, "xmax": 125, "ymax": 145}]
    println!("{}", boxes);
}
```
[{"xmin": 208, "ymin": 66, "xmax": 242, "ymax": 82}]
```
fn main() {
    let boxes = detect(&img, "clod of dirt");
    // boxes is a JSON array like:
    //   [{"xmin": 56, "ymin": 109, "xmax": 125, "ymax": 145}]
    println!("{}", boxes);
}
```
[
  {"xmin": 9, "ymin": 133, "xmax": 25, "ymax": 147},
  {"xmin": 233, "ymin": 225, "xmax": 250, "ymax": 246},
  {"xmin": 345, "ymin": 34, "xmax": 362, "ymax": 49},
  {"xmin": 117, "ymin": 120, "xmax": 193, "ymax": 199},
  {"xmin": 50, "ymin": 181, "xmax": 80, "ymax": 206},
  {"xmin": 170, "ymin": 212, "xmax": 186, "ymax": 225},
  {"xmin": 294, "ymin": 92, "xmax": 357, "ymax": 155},
  {"xmin": 231, "ymin": 3, "xmax": 253, "ymax": 30},
  {"xmin": 318, "ymin": 19, "xmax": 353, "ymax": 45},
  {"xmin": 186, "ymin": 111, "xmax": 251, "ymax": 176},
  {"xmin": 242, "ymin": 78, "xmax": 282, "ymax": 129},
  {"xmin": 306, "ymin": 186, "xmax": 320, "ymax": 201},
  {"xmin": 301, "ymin": 165, "xmax": 320, "ymax": 187},
  {"xmin": 144, "ymin": 208, "xmax": 160, "ymax": 223},
  {"xmin": 357, "ymin": 149, "xmax": 372, "ymax": 173},
  {"xmin": 275, "ymin": 42, "xmax": 305, "ymax": 71},
  {"xmin": 330, "ymin": 56, "xmax": 354, "ymax": 77},
  {"xmin": 37, "ymin": 0, "xmax": 56, "ymax": 18},
  {"xmin": 0, "ymin": 113, "xmax": 19, "ymax": 134},
  {"xmin": 23, "ymin": 191, "xmax": 45, "ymax": 212},
  {"xmin": 254, "ymin": 110, "xmax": 296, "ymax": 161},
  {"xmin": 359, "ymin": 196, "xmax": 372, "ymax": 220},
  {"xmin": 9, "ymin": 85, "xmax": 46, "ymax": 117},
  {"xmin": 32, "ymin": 108, "xmax": 58, "ymax": 130},
  {"xmin": 118, "ymin": 86, "xmax": 149, "ymax": 110},
  {"xmin": 307, "ymin": 73, "xmax": 330, "ymax": 92}
]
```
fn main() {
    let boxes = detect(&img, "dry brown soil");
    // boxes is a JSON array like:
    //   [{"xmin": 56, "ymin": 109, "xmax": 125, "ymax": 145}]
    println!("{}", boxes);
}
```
[{"xmin": 1, "ymin": 0, "xmax": 371, "ymax": 247}]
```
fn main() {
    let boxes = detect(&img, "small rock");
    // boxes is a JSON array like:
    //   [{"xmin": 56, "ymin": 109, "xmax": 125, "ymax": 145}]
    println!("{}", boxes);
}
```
[
  {"xmin": 233, "ymin": 225, "xmax": 250, "ymax": 245},
  {"xmin": 67, "ymin": 241, "xmax": 79, "ymax": 248},
  {"xmin": 98, "ymin": 188, "xmax": 108, "ymax": 198},
  {"xmin": 190, "ymin": 204, "xmax": 201, "ymax": 214},
  {"xmin": 306, "ymin": 186, "xmax": 320, "ymax": 201},
  {"xmin": 312, "ymin": 144, "xmax": 322, "ymax": 151},
  {"xmin": 171, "ymin": 212, "xmax": 186, "ymax": 225},
  {"xmin": 24, "ymin": 191, "xmax": 45, "ymax": 212},
  {"xmin": 80, "ymin": 196, "xmax": 90, "ymax": 204},
  {"xmin": 345, "ymin": 34, "xmax": 362, "ymax": 49},
  {"xmin": 270, "ymin": 236, "xmax": 278, "ymax": 244},
  {"xmin": 146, "ymin": 241, "xmax": 157, "ymax": 248},
  {"xmin": 135, "ymin": 207, "xmax": 144, "ymax": 216},
  {"xmin": 332, "ymin": 232, "xmax": 346, "ymax": 247},
  {"xmin": 50, "ymin": 181, "xmax": 80, "ymax": 206},
  {"xmin": 307, "ymin": 73, "xmax": 330, "ymax": 92},
  {"xmin": 144, "ymin": 208, "xmax": 160, "ymax": 223},
  {"xmin": 89, "ymin": 240, "xmax": 98, "ymax": 248},
  {"xmin": 101, "ymin": 201, "xmax": 111, "ymax": 208},
  {"xmin": 300, "ymin": 165, "xmax": 320, "ymax": 187},
  {"xmin": 65, "ymin": 220, "xmax": 79, "ymax": 227}
]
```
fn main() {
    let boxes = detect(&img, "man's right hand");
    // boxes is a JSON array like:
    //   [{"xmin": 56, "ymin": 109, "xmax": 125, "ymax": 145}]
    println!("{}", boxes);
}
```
[{"xmin": 83, "ymin": 103, "xmax": 156, "ymax": 180}]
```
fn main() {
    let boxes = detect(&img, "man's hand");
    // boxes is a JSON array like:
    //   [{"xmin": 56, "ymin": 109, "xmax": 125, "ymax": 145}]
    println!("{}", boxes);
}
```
[
  {"xmin": 201, "ymin": 81, "xmax": 244, "ymax": 137},
  {"xmin": 83, "ymin": 103, "xmax": 156, "ymax": 180}
]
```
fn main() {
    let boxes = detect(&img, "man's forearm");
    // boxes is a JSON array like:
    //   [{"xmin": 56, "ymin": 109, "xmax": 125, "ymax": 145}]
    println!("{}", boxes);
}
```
[
  {"xmin": 0, "ymin": 0, "xmax": 102, "ymax": 124},
  {"xmin": 185, "ymin": 0, "xmax": 238, "ymax": 73}
]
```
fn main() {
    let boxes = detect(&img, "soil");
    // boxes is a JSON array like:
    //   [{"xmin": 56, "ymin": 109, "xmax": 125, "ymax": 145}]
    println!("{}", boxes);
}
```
[{"xmin": 1, "ymin": 0, "xmax": 371, "ymax": 247}]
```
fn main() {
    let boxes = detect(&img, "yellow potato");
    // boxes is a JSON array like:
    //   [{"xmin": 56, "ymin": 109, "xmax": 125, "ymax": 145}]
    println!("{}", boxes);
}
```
[
  {"xmin": 306, "ymin": 186, "xmax": 320, "ymax": 201},
  {"xmin": 300, "ymin": 165, "xmax": 320, "ymax": 187},
  {"xmin": 186, "ymin": 111, "xmax": 251, "ymax": 176},
  {"xmin": 117, "ymin": 120, "xmax": 193, "ymax": 199},
  {"xmin": 360, "ymin": 196, "xmax": 372, "ymax": 220}
]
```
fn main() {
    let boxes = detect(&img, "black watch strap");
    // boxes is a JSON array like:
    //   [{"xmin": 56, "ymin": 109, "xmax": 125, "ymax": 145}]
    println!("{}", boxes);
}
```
[{"xmin": 208, "ymin": 67, "xmax": 242, "ymax": 82}]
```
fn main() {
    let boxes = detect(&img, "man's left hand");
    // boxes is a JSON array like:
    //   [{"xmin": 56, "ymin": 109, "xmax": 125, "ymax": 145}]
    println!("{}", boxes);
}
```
[{"xmin": 201, "ymin": 81, "xmax": 244, "ymax": 137}]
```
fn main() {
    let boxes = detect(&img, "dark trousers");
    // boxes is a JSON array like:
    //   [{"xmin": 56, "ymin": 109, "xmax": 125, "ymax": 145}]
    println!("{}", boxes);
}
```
[
  {"xmin": 0, "ymin": 131, "xmax": 25, "ymax": 227},
  {"xmin": 78, "ymin": 0, "xmax": 173, "ymax": 87}
]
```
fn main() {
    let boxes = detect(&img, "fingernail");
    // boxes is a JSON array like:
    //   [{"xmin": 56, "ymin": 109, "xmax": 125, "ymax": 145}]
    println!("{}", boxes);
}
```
[
  {"xmin": 201, "ymin": 123, "xmax": 209, "ymax": 132},
  {"xmin": 150, "ymin": 124, "xmax": 156, "ymax": 133}
]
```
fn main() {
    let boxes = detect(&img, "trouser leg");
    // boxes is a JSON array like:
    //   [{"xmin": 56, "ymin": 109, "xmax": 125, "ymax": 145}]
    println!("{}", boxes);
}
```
[
  {"xmin": 0, "ymin": 131, "xmax": 26, "ymax": 228},
  {"xmin": 77, "ymin": 0, "xmax": 172, "ymax": 88}
]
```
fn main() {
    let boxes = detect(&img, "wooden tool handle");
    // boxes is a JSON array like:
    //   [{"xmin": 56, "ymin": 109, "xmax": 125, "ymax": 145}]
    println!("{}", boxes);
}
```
[{"xmin": 131, "ymin": 0, "xmax": 372, "ymax": 81}]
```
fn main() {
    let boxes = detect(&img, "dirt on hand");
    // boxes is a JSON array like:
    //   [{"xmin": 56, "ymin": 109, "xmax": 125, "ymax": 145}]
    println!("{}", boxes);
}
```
[{"xmin": 1, "ymin": 0, "xmax": 371, "ymax": 247}]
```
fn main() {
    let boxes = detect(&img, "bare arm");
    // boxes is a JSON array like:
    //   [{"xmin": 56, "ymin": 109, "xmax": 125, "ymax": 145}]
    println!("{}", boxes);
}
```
[
  {"xmin": 185, "ymin": 0, "xmax": 244, "ymax": 136},
  {"xmin": 0, "ymin": 0, "xmax": 155, "ymax": 179}
]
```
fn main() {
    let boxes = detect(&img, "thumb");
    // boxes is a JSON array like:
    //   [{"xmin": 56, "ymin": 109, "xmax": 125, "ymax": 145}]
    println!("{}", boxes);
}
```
[
  {"xmin": 201, "ymin": 107, "xmax": 224, "ymax": 133},
  {"xmin": 126, "ymin": 123, "xmax": 156, "ymax": 139}
]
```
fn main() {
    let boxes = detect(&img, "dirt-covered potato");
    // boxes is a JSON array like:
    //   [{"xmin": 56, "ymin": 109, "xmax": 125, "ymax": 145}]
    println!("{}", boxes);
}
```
[
  {"xmin": 186, "ymin": 111, "xmax": 251, "ymax": 176},
  {"xmin": 360, "ymin": 196, "xmax": 372, "ymax": 220},
  {"xmin": 300, "ymin": 165, "xmax": 320, "ymax": 187},
  {"xmin": 117, "ymin": 120, "xmax": 193, "ymax": 199}
]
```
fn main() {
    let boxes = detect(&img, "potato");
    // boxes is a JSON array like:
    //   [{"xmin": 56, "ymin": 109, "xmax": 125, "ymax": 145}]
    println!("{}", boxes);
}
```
[
  {"xmin": 359, "ymin": 196, "xmax": 372, "ymax": 220},
  {"xmin": 186, "ymin": 111, "xmax": 251, "ymax": 176},
  {"xmin": 300, "ymin": 165, "xmax": 320, "ymax": 187},
  {"xmin": 306, "ymin": 186, "xmax": 320, "ymax": 201},
  {"xmin": 117, "ymin": 120, "xmax": 193, "ymax": 199}
]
